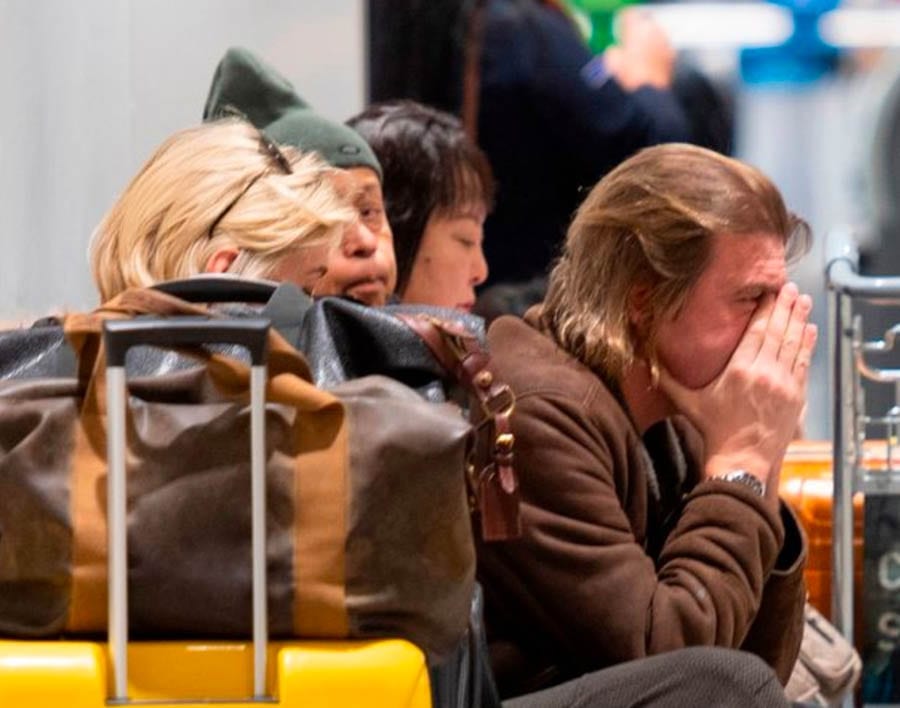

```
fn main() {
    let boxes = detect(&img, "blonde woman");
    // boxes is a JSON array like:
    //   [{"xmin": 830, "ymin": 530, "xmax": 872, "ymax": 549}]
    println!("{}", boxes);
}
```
[{"xmin": 91, "ymin": 119, "xmax": 353, "ymax": 302}]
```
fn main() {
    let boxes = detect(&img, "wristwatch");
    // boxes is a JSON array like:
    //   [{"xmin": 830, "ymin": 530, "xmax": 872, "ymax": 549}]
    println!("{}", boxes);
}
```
[{"xmin": 714, "ymin": 469, "xmax": 766, "ymax": 497}]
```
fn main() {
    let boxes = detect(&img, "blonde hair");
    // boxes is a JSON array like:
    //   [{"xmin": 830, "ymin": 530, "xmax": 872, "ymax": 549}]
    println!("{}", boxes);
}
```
[
  {"xmin": 91, "ymin": 120, "xmax": 353, "ymax": 301},
  {"xmin": 541, "ymin": 143, "xmax": 811, "ymax": 379}
]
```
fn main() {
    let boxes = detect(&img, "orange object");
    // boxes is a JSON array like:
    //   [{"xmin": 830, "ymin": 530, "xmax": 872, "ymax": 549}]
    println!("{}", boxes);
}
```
[{"xmin": 779, "ymin": 440, "xmax": 864, "ymax": 630}]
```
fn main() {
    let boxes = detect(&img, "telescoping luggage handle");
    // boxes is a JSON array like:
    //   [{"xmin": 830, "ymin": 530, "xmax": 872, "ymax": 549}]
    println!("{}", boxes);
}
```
[
  {"xmin": 103, "ymin": 317, "xmax": 271, "ymax": 703},
  {"xmin": 152, "ymin": 274, "xmax": 277, "ymax": 304}
]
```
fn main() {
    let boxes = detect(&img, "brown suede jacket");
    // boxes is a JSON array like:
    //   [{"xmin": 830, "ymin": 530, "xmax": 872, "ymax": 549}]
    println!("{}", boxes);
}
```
[{"xmin": 477, "ymin": 312, "xmax": 807, "ymax": 698}]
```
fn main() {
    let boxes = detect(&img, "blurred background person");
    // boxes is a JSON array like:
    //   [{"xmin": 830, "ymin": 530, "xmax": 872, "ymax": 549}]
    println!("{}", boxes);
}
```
[{"xmin": 368, "ymin": 0, "xmax": 691, "ymax": 315}]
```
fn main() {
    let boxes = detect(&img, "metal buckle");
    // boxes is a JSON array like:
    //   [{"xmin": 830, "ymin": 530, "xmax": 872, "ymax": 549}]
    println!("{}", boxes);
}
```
[{"xmin": 483, "ymin": 384, "xmax": 515, "ymax": 418}]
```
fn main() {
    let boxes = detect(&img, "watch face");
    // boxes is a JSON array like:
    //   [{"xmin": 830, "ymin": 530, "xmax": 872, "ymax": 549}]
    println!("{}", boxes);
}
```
[{"xmin": 721, "ymin": 470, "xmax": 765, "ymax": 497}]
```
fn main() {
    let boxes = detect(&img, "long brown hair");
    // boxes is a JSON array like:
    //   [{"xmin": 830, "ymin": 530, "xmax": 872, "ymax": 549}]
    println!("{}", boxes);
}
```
[{"xmin": 541, "ymin": 143, "xmax": 810, "ymax": 378}]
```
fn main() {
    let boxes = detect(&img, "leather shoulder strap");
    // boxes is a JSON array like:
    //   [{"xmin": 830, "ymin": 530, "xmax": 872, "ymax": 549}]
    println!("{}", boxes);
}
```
[{"xmin": 396, "ymin": 312, "xmax": 520, "ymax": 541}]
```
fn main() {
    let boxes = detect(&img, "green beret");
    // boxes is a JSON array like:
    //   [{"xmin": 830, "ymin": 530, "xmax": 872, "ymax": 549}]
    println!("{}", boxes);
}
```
[{"xmin": 203, "ymin": 47, "xmax": 382, "ymax": 180}]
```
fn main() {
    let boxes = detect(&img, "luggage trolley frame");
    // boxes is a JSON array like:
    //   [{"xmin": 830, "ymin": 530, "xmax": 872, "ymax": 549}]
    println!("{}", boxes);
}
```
[{"xmin": 828, "ymin": 227, "xmax": 900, "ymax": 707}]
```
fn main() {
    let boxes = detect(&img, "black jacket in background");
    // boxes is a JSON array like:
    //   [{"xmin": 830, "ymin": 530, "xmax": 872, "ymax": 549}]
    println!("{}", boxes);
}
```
[
  {"xmin": 367, "ymin": 0, "xmax": 690, "ymax": 286},
  {"xmin": 476, "ymin": 0, "xmax": 690, "ymax": 285}
]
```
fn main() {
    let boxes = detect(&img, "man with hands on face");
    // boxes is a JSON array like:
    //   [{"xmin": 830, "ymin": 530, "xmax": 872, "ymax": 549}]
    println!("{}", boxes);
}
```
[
  {"xmin": 474, "ymin": 143, "xmax": 814, "ymax": 700},
  {"xmin": 660, "ymin": 281, "xmax": 816, "ymax": 511}
]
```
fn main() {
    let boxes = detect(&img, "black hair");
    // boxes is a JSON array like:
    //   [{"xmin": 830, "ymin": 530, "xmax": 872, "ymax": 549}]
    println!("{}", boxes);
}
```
[{"xmin": 348, "ymin": 100, "xmax": 495, "ymax": 294}]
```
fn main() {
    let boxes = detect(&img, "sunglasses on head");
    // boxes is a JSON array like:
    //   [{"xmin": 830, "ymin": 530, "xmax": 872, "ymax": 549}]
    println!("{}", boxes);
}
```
[{"xmin": 207, "ymin": 105, "xmax": 293, "ymax": 238}]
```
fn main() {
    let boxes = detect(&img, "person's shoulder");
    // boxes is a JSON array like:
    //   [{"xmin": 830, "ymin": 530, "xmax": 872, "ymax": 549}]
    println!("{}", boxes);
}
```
[
  {"xmin": 486, "ymin": 314, "xmax": 610, "ymax": 405},
  {"xmin": 485, "ymin": 0, "xmax": 533, "ymax": 28},
  {"xmin": 486, "ymin": 316, "xmax": 650, "ymax": 483},
  {"xmin": 487, "ymin": 314, "xmax": 564, "ymax": 372}
]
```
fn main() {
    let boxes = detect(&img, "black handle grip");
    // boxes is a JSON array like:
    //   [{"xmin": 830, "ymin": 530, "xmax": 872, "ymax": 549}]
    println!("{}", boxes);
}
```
[
  {"xmin": 103, "ymin": 317, "xmax": 270, "ymax": 367},
  {"xmin": 152, "ymin": 275, "xmax": 277, "ymax": 304}
]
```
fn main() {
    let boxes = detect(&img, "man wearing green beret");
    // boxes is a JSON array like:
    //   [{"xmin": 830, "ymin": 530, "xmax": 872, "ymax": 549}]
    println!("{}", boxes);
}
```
[{"xmin": 204, "ymin": 47, "xmax": 397, "ymax": 306}]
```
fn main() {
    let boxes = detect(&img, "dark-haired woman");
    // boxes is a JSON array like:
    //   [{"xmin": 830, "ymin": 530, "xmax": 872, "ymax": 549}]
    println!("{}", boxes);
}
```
[{"xmin": 348, "ymin": 100, "xmax": 492, "ymax": 312}]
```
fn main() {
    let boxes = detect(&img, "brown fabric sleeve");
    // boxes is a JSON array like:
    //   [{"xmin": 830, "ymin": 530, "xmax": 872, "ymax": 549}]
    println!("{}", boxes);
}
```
[
  {"xmin": 738, "ymin": 501, "xmax": 807, "ymax": 684},
  {"xmin": 482, "ymin": 388, "xmax": 795, "ymax": 673}
]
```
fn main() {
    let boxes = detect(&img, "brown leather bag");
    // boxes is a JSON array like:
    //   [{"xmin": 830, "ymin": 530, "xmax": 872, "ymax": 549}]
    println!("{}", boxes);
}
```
[{"xmin": 0, "ymin": 288, "xmax": 487, "ymax": 661}]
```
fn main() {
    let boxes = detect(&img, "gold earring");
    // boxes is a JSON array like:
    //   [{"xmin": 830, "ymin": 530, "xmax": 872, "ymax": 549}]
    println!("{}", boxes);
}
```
[{"xmin": 648, "ymin": 359, "xmax": 660, "ymax": 390}]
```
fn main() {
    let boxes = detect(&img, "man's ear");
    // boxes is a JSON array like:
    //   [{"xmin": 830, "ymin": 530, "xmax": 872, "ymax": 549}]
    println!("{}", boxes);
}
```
[
  {"xmin": 205, "ymin": 247, "xmax": 240, "ymax": 274},
  {"xmin": 628, "ymin": 282, "xmax": 653, "ymax": 329}
]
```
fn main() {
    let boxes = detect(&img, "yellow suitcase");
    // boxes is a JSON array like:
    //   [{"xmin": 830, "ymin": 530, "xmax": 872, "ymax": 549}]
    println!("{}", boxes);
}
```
[
  {"xmin": 0, "ymin": 638, "xmax": 430, "ymax": 707},
  {"xmin": 0, "ymin": 318, "xmax": 432, "ymax": 707}
]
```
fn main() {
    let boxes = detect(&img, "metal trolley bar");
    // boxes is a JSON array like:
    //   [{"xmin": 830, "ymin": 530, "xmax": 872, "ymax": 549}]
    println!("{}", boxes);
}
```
[
  {"xmin": 827, "ymin": 227, "xmax": 900, "ymax": 656},
  {"xmin": 103, "ymin": 317, "xmax": 270, "ymax": 703}
]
